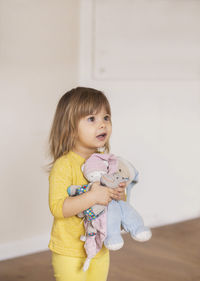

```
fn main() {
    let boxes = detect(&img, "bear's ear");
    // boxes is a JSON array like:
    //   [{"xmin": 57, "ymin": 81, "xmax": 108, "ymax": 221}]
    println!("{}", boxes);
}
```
[{"xmin": 81, "ymin": 164, "xmax": 85, "ymax": 172}]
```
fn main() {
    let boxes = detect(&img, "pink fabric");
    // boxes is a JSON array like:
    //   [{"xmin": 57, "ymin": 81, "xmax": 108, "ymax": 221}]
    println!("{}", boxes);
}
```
[
  {"xmin": 83, "ymin": 153, "xmax": 118, "ymax": 176},
  {"xmin": 83, "ymin": 209, "xmax": 107, "ymax": 259}
]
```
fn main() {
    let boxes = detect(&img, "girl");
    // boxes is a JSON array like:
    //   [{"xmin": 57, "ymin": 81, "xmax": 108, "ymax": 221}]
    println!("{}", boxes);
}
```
[{"xmin": 48, "ymin": 87, "xmax": 126, "ymax": 281}]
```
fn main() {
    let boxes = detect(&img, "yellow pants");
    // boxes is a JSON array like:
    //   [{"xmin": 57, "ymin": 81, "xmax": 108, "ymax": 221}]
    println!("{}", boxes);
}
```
[{"xmin": 52, "ymin": 251, "xmax": 110, "ymax": 281}]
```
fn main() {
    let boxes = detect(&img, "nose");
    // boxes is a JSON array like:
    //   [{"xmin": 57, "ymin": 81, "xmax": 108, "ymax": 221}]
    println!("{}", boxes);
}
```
[
  {"xmin": 99, "ymin": 119, "xmax": 106, "ymax": 128},
  {"xmin": 99, "ymin": 123, "xmax": 105, "ymax": 129}
]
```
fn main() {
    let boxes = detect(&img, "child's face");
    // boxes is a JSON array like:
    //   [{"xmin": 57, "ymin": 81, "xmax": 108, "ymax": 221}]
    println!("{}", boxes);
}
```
[{"xmin": 75, "ymin": 107, "xmax": 112, "ymax": 154}]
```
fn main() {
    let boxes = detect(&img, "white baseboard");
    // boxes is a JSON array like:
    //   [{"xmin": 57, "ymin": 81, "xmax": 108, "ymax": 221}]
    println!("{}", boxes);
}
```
[
  {"xmin": 1, "ymin": 215, "xmax": 198, "ymax": 261},
  {"xmin": 0, "ymin": 233, "xmax": 50, "ymax": 261}
]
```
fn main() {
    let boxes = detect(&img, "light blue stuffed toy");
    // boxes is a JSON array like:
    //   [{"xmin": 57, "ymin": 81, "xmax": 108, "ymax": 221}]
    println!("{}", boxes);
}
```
[{"xmin": 100, "ymin": 161, "xmax": 152, "ymax": 250}]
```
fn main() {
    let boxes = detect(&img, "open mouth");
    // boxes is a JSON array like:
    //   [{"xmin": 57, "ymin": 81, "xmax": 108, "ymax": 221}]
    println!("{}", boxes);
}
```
[{"xmin": 96, "ymin": 133, "xmax": 107, "ymax": 141}]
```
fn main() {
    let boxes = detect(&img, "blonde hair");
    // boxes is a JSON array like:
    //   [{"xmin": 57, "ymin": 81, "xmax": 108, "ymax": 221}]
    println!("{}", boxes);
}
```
[{"xmin": 47, "ymin": 87, "xmax": 111, "ymax": 171}]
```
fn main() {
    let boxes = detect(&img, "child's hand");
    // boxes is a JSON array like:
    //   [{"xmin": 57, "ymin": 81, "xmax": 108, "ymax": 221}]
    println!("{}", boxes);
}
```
[
  {"xmin": 113, "ymin": 182, "xmax": 127, "ymax": 201},
  {"xmin": 90, "ymin": 181, "xmax": 120, "ymax": 205}
]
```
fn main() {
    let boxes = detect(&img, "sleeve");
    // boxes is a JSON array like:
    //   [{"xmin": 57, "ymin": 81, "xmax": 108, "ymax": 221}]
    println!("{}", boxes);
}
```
[{"xmin": 48, "ymin": 157, "xmax": 72, "ymax": 219}]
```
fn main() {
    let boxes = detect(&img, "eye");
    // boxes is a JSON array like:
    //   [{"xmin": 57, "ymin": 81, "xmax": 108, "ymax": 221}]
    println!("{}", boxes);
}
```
[
  {"xmin": 104, "ymin": 115, "xmax": 110, "ymax": 121},
  {"xmin": 87, "ymin": 116, "xmax": 95, "ymax": 122}
]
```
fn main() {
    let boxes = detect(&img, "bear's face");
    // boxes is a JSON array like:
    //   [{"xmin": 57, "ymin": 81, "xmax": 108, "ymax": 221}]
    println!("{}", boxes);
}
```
[
  {"xmin": 117, "ymin": 161, "xmax": 130, "ymax": 179},
  {"xmin": 117, "ymin": 157, "xmax": 137, "ymax": 185},
  {"xmin": 100, "ymin": 173, "xmax": 128, "ymax": 188}
]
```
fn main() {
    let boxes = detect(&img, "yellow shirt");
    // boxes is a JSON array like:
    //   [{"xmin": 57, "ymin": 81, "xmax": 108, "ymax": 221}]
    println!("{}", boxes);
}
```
[{"xmin": 48, "ymin": 150, "xmax": 108, "ymax": 258}]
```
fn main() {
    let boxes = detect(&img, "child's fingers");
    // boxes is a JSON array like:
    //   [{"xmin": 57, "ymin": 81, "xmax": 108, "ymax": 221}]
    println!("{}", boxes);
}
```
[
  {"xmin": 112, "ymin": 186, "xmax": 125, "ymax": 194},
  {"xmin": 119, "ymin": 182, "xmax": 127, "ymax": 188},
  {"xmin": 116, "ymin": 187, "xmax": 126, "ymax": 193},
  {"xmin": 108, "ymin": 188, "xmax": 121, "ymax": 200}
]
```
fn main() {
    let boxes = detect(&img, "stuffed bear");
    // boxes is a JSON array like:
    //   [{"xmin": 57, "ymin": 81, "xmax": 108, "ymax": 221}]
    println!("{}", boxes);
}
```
[
  {"xmin": 67, "ymin": 154, "xmax": 119, "ymax": 271},
  {"xmin": 101, "ymin": 170, "xmax": 152, "ymax": 250},
  {"xmin": 67, "ymin": 153, "xmax": 152, "ymax": 270}
]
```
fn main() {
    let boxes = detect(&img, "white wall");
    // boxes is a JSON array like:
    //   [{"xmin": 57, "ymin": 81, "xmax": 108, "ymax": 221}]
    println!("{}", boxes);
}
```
[
  {"xmin": 0, "ymin": 0, "xmax": 80, "ymax": 260},
  {"xmin": 79, "ymin": 0, "xmax": 200, "ymax": 227}
]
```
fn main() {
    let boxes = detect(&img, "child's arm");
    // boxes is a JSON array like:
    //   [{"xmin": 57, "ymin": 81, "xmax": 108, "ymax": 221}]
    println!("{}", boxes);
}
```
[
  {"xmin": 49, "ymin": 159, "xmax": 101, "ymax": 219},
  {"xmin": 49, "ymin": 158, "xmax": 73, "ymax": 219}
]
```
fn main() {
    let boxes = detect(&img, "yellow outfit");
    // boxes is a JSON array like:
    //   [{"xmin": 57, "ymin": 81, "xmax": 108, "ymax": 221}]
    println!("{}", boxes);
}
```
[
  {"xmin": 52, "ymin": 252, "xmax": 109, "ymax": 281},
  {"xmin": 48, "ymin": 150, "xmax": 109, "ymax": 281}
]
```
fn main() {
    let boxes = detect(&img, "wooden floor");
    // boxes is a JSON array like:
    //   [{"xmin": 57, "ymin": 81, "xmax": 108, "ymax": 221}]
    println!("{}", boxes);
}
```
[{"xmin": 0, "ymin": 218, "xmax": 200, "ymax": 281}]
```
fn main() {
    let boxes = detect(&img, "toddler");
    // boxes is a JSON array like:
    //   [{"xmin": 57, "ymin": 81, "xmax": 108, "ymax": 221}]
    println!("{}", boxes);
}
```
[{"xmin": 48, "ymin": 87, "xmax": 126, "ymax": 281}]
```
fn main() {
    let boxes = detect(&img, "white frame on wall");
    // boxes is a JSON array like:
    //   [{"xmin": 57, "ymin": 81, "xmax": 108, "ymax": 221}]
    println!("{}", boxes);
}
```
[{"xmin": 80, "ymin": 0, "xmax": 200, "ymax": 82}]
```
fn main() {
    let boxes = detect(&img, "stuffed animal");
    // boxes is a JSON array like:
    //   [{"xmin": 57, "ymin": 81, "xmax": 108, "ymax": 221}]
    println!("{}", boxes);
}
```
[
  {"xmin": 101, "ymin": 163, "xmax": 152, "ymax": 250},
  {"xmin": 67, "ymin": 154, "xmax": 118, "ymax": 271},
  {"xmin": 67, "ymin": 153, "xmax": 152, "ymax": 270}
]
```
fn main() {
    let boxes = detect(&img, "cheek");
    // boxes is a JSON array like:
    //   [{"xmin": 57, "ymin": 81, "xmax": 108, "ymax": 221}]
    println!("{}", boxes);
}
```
[
  {"xmin": 107, "ymin": 125, "xmax": 112, "ymax": 136},
  {"xmin": 78, "ymin": 125, "xmax": 90, "ymax": 140}
]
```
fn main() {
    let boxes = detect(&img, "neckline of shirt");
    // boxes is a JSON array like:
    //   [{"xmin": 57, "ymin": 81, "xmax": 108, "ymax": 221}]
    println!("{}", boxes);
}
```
[
  {"xmin": 68, "ymin": 150, "xmax": 104, "ymax": 164},
  {"xmin": 68, "ymin": 150, "xmax": 86, "ymax": 163}
]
